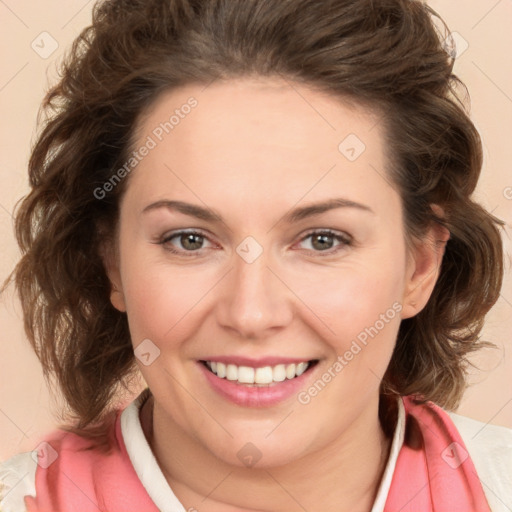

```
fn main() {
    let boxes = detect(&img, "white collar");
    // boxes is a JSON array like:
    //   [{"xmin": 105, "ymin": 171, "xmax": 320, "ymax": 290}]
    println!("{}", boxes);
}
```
[
  {"xmin": 370, "ymin": 397, "xmax": 405, "ymax": 512},
  {"xmin": 120, "ymin": 390, "xmax": 186, "ymax": 512},
  {"xmin": 120, "ymin": 390, "xmax": 405, "ymax": 512}
]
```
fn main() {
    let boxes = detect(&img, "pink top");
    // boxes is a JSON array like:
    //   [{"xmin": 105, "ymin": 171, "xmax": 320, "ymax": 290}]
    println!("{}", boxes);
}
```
[
  {"xmin": 2, "ymin": 392, "xmax": 510, "ymax": 511},
  {"xmin": 384, "ymin": 398, "xmax": 490, "ymax": 511},
  {"xmin": 24, "ymin": 409, "xmax": 159, "ymax": 512}
]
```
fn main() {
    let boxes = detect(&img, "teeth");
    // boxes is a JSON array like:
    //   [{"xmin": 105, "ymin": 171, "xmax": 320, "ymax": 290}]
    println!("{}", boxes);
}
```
[
  {"xmin": 205, "ymin": 360, "xmax": 312, "ymax": 385},
  {"xmin": 238, "ymin": 366, "xmax": 255, "ymax": 384},
  {"xmin": 273, "ymin": 364, "xmax": 286, "ymax": 382},
  {"xmin": 216, "ymin": 362, "xmax": 226, "ymax": 378},
  {"xmin": 226, "ymin": 364, "xmax": 238, "ymax": 381},
  {"xmin": 255, "ymin": 366, "xmax": 273, "ymax": 384},
  {"xmin": 296, "ymin": 362, "xmax": 308, "ymax": 376}
]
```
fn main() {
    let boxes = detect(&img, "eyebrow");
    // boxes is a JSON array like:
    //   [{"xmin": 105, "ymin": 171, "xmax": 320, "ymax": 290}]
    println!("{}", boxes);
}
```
[{"xmin": 142, "ymin": 198, "xmax": 374, "ymax": 223}]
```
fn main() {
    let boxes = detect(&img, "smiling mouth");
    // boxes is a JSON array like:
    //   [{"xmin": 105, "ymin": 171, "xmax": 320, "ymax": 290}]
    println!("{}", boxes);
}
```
[{"xmin": 200, "ymin": 360, "xmax": 318, "ymax": 386}]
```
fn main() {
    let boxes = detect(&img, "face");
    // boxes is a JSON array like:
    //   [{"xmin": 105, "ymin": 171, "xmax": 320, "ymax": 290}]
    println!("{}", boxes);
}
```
[{"xmin": 106, "ymin": 77, "xmax": 443, "ymax": 468}]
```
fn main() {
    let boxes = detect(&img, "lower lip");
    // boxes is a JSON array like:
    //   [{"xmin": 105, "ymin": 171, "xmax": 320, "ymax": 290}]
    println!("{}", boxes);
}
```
[{"xmin": 198, "ymin": 362, "xmax": 314, "ymax": 407}]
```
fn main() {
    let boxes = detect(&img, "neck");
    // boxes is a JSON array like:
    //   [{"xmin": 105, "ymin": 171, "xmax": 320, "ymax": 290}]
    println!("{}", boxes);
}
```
[{"xmin": 140, "ymin": 393, "xmax": 394, "ymax": 512}]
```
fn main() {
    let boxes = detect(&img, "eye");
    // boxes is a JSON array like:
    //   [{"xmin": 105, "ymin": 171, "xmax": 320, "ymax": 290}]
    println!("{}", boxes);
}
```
[
  {"xmin": 158, "ymin": 229, "xmax": 214, "ymax": 255},
  {"xmin": 156, "ymin": 228, "xmax": 352, "ymax": 257},
  {"xmin": 295, "ymin": 229, "xmax": 352, "ymax": 255}
]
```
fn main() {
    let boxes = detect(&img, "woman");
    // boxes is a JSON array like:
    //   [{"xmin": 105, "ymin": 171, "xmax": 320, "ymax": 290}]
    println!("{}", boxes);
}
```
[{"xmin": 1, "ymin": 0, "xmax": 511, "ymax": 510}]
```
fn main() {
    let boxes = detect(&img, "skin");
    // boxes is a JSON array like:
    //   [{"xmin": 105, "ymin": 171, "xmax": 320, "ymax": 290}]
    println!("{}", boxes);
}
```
[{"xmin": 104, "ymin": 77, "xmax": 449, "ymax": 512}]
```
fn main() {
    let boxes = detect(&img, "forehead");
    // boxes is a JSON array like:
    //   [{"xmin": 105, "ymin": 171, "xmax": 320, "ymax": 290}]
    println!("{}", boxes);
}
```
[{"xmin": 124, "ymin": 77, "xmax": 393, "ymax": 213}]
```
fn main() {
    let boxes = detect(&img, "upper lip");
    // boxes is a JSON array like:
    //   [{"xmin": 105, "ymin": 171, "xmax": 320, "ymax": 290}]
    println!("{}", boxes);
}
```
[{"xmin": 199, "ymin": 356, "xmax": 317, "ymax": 367}]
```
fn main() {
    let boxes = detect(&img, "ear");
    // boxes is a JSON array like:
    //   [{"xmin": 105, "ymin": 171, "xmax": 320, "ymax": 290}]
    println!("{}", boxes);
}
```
[
  {"xmin": 99, "ymin": 237, "xmax": 127, "ymax": 313},
  {"xmin": 401, "ymin": 205, "xmax": 450, "ymax": 319}
]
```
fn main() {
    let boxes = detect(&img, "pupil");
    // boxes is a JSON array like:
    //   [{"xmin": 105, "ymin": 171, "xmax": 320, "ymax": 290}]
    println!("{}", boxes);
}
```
[
  {"xmin": 179, "ymin": 233, "xmax": 334, "ymax": 251},
  {"xmin": 183, "ymin": 233, "xmax": 203, "ymax": 250},
  {"xmin": 313, "ymin": 234, "xmax": 333, "ymax": 250}
]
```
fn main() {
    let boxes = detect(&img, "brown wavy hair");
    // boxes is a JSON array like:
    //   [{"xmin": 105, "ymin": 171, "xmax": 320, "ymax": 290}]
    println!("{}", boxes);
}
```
[{"xmin": 4, "ymin": 0, "xmax": 504, "ymax": 440}]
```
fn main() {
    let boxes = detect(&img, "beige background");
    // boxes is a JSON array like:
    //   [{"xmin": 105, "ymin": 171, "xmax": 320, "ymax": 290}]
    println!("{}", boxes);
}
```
[{"xmin": 0, "ymin": 1, "xmax": 511, "ymax": 460}]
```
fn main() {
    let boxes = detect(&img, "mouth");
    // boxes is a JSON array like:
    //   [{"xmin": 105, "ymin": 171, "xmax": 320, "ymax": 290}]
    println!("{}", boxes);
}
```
[{"xmin": 200, "ymin": 359, "xmax": 319, "ymax": 386}]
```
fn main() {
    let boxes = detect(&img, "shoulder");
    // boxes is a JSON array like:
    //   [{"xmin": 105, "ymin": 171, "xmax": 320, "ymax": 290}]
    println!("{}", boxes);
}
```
[
  {"xmin": 448, "ymin": 411, "xmax": 512, "ymax": 511},
  {"xmin": 0, "ymin": 392, "xmax": 159, "ymax": 512},
  {"xmin": 401, "ymin": 396, "xmax": 512, "ymax": 511},
  {"xmin": 0, "ymin": 452, "xmax": 37, "ymax": 512},
  {"xmin": 0, "ymin": 415, "xmax": 120, "ymax": 512}
]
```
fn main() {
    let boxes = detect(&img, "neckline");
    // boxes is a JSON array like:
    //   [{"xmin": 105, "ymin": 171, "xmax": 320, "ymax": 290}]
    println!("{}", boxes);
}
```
[{"xmin": 120, "ymin": 389, "xmax": 405, "ymax": 512}]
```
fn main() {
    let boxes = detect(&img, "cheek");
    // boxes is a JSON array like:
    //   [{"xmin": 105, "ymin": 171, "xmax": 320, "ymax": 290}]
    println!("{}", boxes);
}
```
[
  {"xmin": 294, "ymin": 269, "xmax": 404, "ymax": 411},
  {"xmin": 118, "ymin": 220, "xmax": 408, "ymax": 360},
  {"xmin": 121, "ymin": 264, "xmax": 208, "ymax": 345},
  {"xmin": 125, "ymin": 263, "xmax": 403, "ymax": 339},
  {"xmin": 293, "ymin": 260, "xmax": 406, "ymax": 347}
]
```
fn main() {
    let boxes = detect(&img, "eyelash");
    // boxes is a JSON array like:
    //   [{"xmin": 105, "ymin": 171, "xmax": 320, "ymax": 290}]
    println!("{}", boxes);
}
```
[{"xmin": 157, "ymin": 228, "xmax": 352, "ymax": 258}]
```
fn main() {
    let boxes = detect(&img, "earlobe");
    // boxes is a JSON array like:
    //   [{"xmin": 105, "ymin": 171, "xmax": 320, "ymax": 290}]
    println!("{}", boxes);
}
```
[
  {"xmin": 99, "ymin": 239, "xmax": 127, "ymax": 313},
  {"xmin": 110, "ymin": 286, "xmax": 127, "ymax": 313},
  {"xmin": 401, "ymin": 210, "xmax": 450, "ymax": 319}
]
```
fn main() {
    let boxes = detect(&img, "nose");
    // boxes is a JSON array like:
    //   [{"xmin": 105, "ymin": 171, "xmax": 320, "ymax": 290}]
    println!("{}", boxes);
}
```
[{"xmin": 215, "ymin": 244, "xmax": 294, "ymax": 340}]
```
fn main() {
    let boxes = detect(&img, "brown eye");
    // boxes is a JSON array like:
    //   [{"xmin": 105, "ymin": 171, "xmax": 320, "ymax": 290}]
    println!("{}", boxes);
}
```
[
  {"xmin": 311, "ymin": 232, "xmax": 335, "ymax": 251},
  {"xmin": 176, "ymin": 232, "xmax": 204, "ymax": 251},
  {"xmin": 159, "ymin": 230, "xmax": 212, "ymax": 255},
  {"xmin": 297, "ymin": 230, "xmax": 352, "ymax": 255}
]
